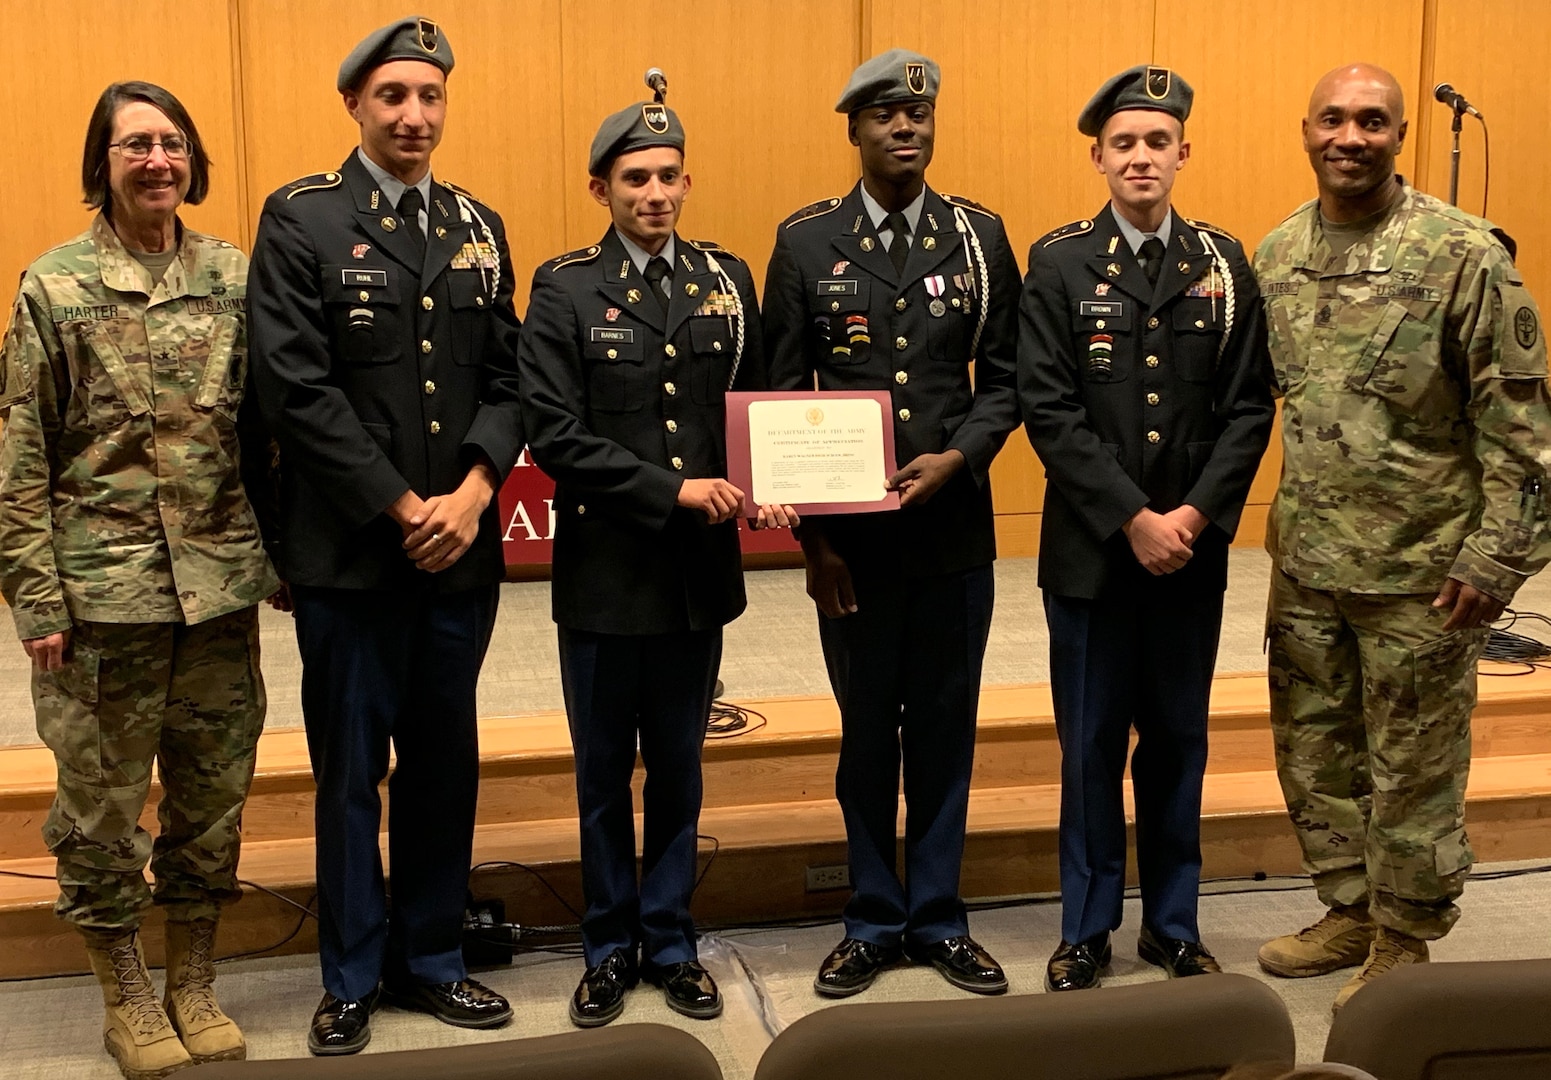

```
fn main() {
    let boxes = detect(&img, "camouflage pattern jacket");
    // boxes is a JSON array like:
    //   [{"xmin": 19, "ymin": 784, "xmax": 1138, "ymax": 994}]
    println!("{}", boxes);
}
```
[
  {"xmin": 1255, "ymin": 181, "xmax": 1551, "ymax": 601},
  {"xmin": 0, "ymin": 213, "xmax": 278, "ymax": 639}
]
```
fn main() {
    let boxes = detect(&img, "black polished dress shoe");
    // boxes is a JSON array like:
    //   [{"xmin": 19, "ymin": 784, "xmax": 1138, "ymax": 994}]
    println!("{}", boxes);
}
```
[
  {"xmin": 380, "ymin": 977, "xmax": 513, "ymax": 1028},
  {"xmin": 1138, "ymin": 924, "xmax": 1223, "ymax": 977},
  {"xmin": 307, "ymin": 989, "xmax": 378, "ymax": 1056},
  {"xmin": 1045, "ymin": 935, "xmax": 1111, "ymax": 992},
  {"xmin": 814, "ymin": 937, "xmax": 903, "ymax": 997},
  {"xmin": 906, "ymin": 935, "xmax": 1008, "ymax": 994},
  {"xmin": 570, "ymin": 949, "xmax": 638, "ymax": 1028},
  {"xmin": 641, "ymin": 960, "xmax": 722, "ymax": 1019}
]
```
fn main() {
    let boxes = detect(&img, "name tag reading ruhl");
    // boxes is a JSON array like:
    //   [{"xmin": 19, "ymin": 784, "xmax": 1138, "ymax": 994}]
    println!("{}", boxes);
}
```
[{"xmin": 341, "ymin": 269, "xmax": 388, "ymax": 287}]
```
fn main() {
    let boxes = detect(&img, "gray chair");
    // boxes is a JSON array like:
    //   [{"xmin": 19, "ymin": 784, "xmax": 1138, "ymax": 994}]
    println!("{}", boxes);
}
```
[
  {"xmin": 185, "ymin": 1023, "xmax": 723, "ymax": 1079},
  {"xmin": 1324, "ymin": 959, "xmax": 1551, "ymax": 1079},
  {"xmin": 753, "ymin": 974, "xmax": 1295, "ymax": 1080}
]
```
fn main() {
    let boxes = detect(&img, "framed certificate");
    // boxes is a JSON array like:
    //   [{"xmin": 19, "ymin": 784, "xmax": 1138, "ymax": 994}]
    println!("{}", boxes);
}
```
[{"xmin": 725, "ymin": 391, "xmax": 901, "ymax": 515}]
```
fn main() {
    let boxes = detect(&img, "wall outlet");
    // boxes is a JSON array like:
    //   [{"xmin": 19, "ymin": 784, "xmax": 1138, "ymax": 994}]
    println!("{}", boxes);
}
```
[{"xmin": 805, "ymin": 864, "xmax": 851, "ymax": 892}]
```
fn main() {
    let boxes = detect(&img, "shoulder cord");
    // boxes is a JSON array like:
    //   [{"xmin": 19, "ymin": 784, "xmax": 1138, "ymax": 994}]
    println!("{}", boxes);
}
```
[
  {"xmin": 952, "ymin": 206, "xmax": 991, "ymax": 360},
  {"xmin": 452, "ymin": 192, "xmax": 501, "ymax": 301},
  {"xmin": 1196, "ymin": 230, "xmax": 1237, "ymax": 359},
  {"xmin": 704, "ymin": 252, "xmax": 746, "ymax": 389}
]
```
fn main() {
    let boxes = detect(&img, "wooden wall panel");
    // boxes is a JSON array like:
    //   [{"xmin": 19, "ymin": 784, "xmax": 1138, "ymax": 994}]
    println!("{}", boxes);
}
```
[
  {"xmin": 868, "ymin": 0, "xmax": 1155, "ymax": 539},
  {"xmin": 0, "ymin": 0, "xmax": 243, "ymax": 291},
  {"xmin": 1425, "ymin": 0, "xmax": 1551, "ymax": 303},
  {"xmin": 239, "ymin": 0, "xmax": 567, "ymax": 311},
  {"xmin": 556, "ymin": 0, "xmax": 860, "ymax": 290}
]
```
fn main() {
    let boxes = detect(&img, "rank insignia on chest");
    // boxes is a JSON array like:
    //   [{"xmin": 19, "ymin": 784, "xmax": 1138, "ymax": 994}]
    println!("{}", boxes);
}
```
[
  {"xmin": 693, "ymin": 291, "xmax": 737, "ymax": 317},
  {"xmin": 605, "ymin": 307, "xmax": 621, "ymax": 322},
  {"xmin": 352, "ymin": 244, "xmax": 371, "ymax": 260},
  {"xmin": 1184, "ymin": 266, "xmax": 1226, "ymax": 299},
  {"xmin": 450, "ymin": 242, "xmax": 498, "ymax": 271},
  {"xmin": 1095, "ymin": 283, "xmax": 1111, "ymax": 296},
  {"xmin": 833, "ymin": 260, "xmax": 850, "ymax": 275}
]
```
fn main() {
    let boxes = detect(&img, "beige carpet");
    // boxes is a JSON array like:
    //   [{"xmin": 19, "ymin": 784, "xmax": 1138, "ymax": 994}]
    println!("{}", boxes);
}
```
[
  {"xmin": 1, "ymin": 863, "xmax": 1548, "ymax": 1078},
  {"xmin": 6, "ymin": 550, "xmax": 1550, "ymax": 746}
]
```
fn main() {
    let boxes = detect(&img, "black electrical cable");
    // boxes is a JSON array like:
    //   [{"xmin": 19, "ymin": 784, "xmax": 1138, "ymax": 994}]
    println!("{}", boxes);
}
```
[
  {"xmin": 1481, "ymin": 608, "xmax": 1551, "ymax": 673},
  {"xmin": 707, "ymin": 701, "xmax": 767, "ymax": 738},
  {"xmin": 1480, "ymin": 116, "xmax": 1491, "ymax": 218},
  {"xmin": 470, "ymin": 859, "xmax": 583, "ymax": 921},
  {"xmin": 214, "ymin": 886, "xmax": 317, "ymax": 965}
]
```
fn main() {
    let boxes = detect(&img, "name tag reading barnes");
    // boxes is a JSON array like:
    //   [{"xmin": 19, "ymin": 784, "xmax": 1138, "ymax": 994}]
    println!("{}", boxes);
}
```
[
  {"xmin": 341, "ymin": 269, "xmax": 388, "ymax": 287},
  {"xmin": 589, "ymin": 327, "xmax": 635, "ymax": 343},
  {"xmin": 725, "ymin": 391, "xmax": 901, "ymax": 516}
]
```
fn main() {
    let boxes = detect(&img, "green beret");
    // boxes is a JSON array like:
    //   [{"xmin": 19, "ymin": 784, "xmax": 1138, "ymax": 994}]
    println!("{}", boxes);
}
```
[
  {"xmin": 337, "ymin": 16, "xmax": 454, "ymax": 93},
  {"xmin": 1079, "ymin": 65, "xmax": 1192, "ymax": 138},
  {"xmin": 836, "ymin": 49, "xmax": 939, "ymax": 114},
  {"xmin": 588, "ymin": 102, "xmax": 685, "ymax": 177}
]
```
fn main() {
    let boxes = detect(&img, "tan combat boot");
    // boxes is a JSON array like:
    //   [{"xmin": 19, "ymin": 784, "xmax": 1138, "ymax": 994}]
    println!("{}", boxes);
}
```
[
  {"xmin": 1257, "ymin": 903, "xmax": 1375, "ymax": 977},
  {"xmin": 1332, "ymin": 926, "xmax": 1429, "ymax": 1012},
  {"xmin": 83, "ymin": 931, "xmax": 193, "ymax": 1080},
  {"xmin": 163, "ymin": 918, "xmax": 245, "ymax": 1063}
]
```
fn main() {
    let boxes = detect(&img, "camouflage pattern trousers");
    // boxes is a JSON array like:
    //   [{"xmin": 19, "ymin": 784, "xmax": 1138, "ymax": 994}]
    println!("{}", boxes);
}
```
[
  {"xmin": 33, "ymin": 607, "xmax": 265, "ymax": 930},
  {"xmin": 1267, "ymin": 570, "xmax": 1487, "ymax": 939}
]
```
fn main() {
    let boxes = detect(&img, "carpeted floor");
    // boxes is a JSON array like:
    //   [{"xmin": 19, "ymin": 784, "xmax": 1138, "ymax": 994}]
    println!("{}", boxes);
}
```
[
  {"xmin": 5, "ymin": 550, "xmax": 1551, "ymax": 745},
  {"xmin": 1, "ymin": 864, "xmax": 1549, "ymax": 1078}
]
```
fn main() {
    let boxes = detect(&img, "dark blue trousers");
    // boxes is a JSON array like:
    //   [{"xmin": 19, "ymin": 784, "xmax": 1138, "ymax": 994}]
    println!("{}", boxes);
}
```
[
  {"xmin": 817, "ymin": 564, "xmax": 993, "ymax": 947},
  {"xmin": 1043, "ymin": 586, "xmax": 1222, "ymax": 945},
  {"xmin": 294, "ymin": 584, "xmax": 497, "ymax": 1002},
  {"xmin": 558, "ymin": 626, "xmax": 720, "ymax": 968}
]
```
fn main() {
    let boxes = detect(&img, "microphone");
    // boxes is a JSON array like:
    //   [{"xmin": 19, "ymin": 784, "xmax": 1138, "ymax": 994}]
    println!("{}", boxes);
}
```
[
  {"xmin": 645, "ymin": 67, "xmax": 668, "ymax": 103},
  {"xmin": 1434, "ymin": 82, "xmax": 1483, "ymax": 119}
]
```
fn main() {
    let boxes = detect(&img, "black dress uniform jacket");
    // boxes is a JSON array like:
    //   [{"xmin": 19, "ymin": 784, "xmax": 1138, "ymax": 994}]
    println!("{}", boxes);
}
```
[
  {"xmin": 518, "ymin": 229, "xmax": 765, "ymax": 635},
  {"xmin": 763, "ymin": 183, "xmax": 1021, "ymax": 575},
  {"xmin": 1020, "ymin": 204, "xmax": 1274, "ymax": 599},
  {"xmin": 248, "ymin": 153, "xmax": 524, "ymax": 592}
]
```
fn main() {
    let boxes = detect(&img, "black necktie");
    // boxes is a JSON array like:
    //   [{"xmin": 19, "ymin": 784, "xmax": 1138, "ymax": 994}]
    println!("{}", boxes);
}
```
[
  {"xmin": 398, "ymin": 188, "xmax": 426, "ymax": 259},
  {"xmin": 643, "ymin": 256, "xmax": 672, "ymax": 313},
  {"xmin": 884, "ymin": 211, "xmax": 910, "ymax": 273},
  {"xmin": 1138, "ymin": 236, "xmax": 1166, "ymax": 287}
]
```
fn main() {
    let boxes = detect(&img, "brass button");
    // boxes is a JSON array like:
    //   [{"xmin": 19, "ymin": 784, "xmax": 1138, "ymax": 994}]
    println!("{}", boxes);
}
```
[
  {"xmin": 607, "ymin": 348, "xmax": 617, "ymax": 359},
  {"xmin": 1096, "ymin": 319, "xmax": 1107, "ymax": 330},
  {"xmin": 358, "ymin": 290, "xmax": 370, "ymax": 302},
  {"xmin": 429, "ymin": 420, "xmax": 442, "ymax": 435},
  {"xmin": 421, "ymin": 340, "xmax": 433, "ymax": 353},
  {"xmin": 952, "ymin": 297, "xmax": 961, "ymax": 308},
  {"xmin": 666, "ymin": 420, "xmax": 678, "ymax": 433},
  {"xmin": 665, "ymin": 344, "xmax": 677, "ymax": 358},
  {"xmin": 1147, "ymin": 393, "xmax": 1160, "ymax": 406},
  {"xmin": 894, "ymin": 370, "xmax": 908, "ymax": 385},
  {"xmin": 1145, "ymin": 354, "xmax": 1160, "ymax": 368},
  {"xmin": 895, "ymin": 298, "xmax": 907, "ymax": 312},
  {"xmin": 1148, "ymin": 317, "xmax": 1160, "ymax": 330},
  {"xmin": 895, "ymin": 336, "xmax": 907, "ymax": 350},
  {"xmin": 831, "ymin": 300, "xmax": 840, "ymax": 312},
  {"xmin": 1195, "ymin": 319, "xmax": 1206, "ymax": 329},
  {"xmin": 421, "ymin": 296, "xmax": 434, "ymax": 310},
  {"xmin": 898, "ymin": 408, "xmax": 911, "ymax": 422},
  {"xmin": 1147, "ymin": 430, "xmax": 1161, "ymax": 444},
  {"xmin": 476, "ymin": 296, "xmax": 485, "ymax": 307},
  {"xmin": 665, "ymin": 382, "xmax": 676, "ymax": 395},
  {"xmin": 671, "ymin": 456, "xmax": 684, "ymax": 470},
  {"xmin": 577, "ymin": 504, "xmax": 586, "ymax": 515},
  {"xmin": 424, "ymin": 380, "xmax": 436, "ymax": 395}
]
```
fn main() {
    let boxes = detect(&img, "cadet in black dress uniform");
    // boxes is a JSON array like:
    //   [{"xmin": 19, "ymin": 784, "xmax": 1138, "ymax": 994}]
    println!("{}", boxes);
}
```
[
  {"xmin": 763, "ymin": 50, "xmax": 1021, "ymax": 998},
  {"xmin": 518, "ymin": 75, "xmax": 794, "ymax": 1028},
  {"xmin": 1019, "ymin": 66, "xmax": 1274, "ymax": 992},
  {"xmin": 247, "ymin": 17, "xmax": 522, "ymax": 1054}
]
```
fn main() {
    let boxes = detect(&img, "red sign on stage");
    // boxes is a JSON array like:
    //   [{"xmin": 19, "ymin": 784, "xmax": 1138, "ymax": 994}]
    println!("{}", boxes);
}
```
[{"xmin": 499, "ymin": 448, "xmax": 799, "ymax": 570}]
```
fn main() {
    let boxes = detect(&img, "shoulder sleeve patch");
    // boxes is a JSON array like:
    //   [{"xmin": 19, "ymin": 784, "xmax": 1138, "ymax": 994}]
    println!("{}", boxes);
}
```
[
  {"xmin": 1038, "ymin": 219, "xmax": 1095, "ymax": 247},
  {"xmin": 782, "ymin": 197, "xmax": 843, "ymax": 229},
  {"xmin": 548, "ymin": 245, "xmax": 602, "ymax": 271},
  {"xmin": 284, "ymin": 170, "xmax": 343, "ymax": 199},
  {"xmin": 1186, "ymin": 217, "xmax": 1239, "ymax": 243},
  {"xmin": 941, "ymin": 193, "xmax": 996, "ymax": 218},
  {"xmin": 1496, "ymin": 278, "xmax": 1547, "ymax": 379}
]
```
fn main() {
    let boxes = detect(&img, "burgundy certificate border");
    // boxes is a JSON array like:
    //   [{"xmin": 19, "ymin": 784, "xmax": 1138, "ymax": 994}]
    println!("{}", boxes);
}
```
[{"xmin": 725, "ymin": 390, "xmax": 901, "ymax": 516}]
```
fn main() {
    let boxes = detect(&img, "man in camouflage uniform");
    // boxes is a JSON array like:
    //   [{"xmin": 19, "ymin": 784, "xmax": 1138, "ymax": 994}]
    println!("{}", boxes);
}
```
[
  {"xmin": 0, "ymin": 83, "xmax": 275, "ymax": 1077},
  {"xmin": 1254, "ymin": 63, "xmax": 1551, "ymax": 1012}
]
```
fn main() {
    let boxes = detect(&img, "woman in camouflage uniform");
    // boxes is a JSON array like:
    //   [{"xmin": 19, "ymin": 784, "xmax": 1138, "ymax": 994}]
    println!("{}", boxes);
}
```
[{"xmin": 0, "ymin": 82, "xmax": 276, "ymax": 1079}]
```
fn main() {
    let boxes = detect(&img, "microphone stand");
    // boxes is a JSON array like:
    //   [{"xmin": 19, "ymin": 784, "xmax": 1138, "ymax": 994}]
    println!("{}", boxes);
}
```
[{"xmin": 1447, "ymin": 101, "xmax": 1465, "ymax": 206}]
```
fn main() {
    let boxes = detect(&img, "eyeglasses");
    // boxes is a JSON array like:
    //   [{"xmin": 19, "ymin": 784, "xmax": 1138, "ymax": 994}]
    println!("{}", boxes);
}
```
[{"xmin": 109, "ymin": 135, "xmax": 190, "ymax": 161}]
